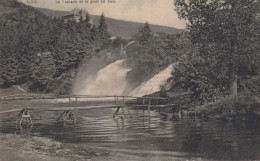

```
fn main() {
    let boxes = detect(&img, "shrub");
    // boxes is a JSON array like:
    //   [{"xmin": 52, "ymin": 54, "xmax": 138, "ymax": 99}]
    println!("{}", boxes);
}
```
[{"xmin": 196, "ymin": 94, "xmax": 260, "ymax": 124}]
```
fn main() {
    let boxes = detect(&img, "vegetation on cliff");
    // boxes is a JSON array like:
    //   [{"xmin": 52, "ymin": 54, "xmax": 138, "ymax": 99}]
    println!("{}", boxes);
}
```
[
  {"xmin": 126, "ymin": 22, "xmax": 189, "ymax": 89},
  {"xmin": 0, "ymin": 0, "xmax": 112, "ymax": 94}
]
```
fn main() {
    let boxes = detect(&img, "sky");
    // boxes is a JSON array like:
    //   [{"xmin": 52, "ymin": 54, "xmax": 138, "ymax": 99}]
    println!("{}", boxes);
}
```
[{"xmin": 20, "ymin": 0, "xmax": 187, "ymax": 29}]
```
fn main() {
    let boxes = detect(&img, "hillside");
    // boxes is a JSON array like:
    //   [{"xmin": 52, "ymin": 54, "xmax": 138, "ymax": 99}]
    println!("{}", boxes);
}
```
[
  {"xmin": 0, "ymin": 0, "xmax": 109, "ymax": 93},
  {"xmin": 0, "ymin": 0, "xmax": 184, "ymax": 95},
  {"xmin": 37, "ymin": 7, "xmax": 185, "ymax": 39}
]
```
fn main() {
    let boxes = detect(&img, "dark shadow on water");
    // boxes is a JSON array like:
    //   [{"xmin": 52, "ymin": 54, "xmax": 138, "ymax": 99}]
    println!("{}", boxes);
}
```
[{"xmin": 15, "ymin": 123, "xmax": 33, "ymax": 135}]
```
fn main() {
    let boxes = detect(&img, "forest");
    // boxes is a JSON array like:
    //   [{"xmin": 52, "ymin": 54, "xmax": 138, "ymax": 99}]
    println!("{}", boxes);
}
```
[{"xmin": 0, "ymin": 0, "xmax": 112, "ymax": 94}]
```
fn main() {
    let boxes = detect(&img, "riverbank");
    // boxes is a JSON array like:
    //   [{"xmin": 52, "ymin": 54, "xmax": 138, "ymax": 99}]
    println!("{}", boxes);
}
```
[
  {"xmin": 194, "ymin": 93, "xmax": 260, "ymax": 126},
  {"xmin": 0, "ymin": 133, "xmax": 110, "ymax": 161}
]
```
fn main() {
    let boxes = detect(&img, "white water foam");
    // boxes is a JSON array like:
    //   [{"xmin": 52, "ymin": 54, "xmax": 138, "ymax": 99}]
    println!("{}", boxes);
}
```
[
  {"xmin": 77, "ymin": 59, "xmax": 131, "ymax": 96},
  {"xmin": 130, "ymin": 64, "xmax": 175, "ymax": 97}
]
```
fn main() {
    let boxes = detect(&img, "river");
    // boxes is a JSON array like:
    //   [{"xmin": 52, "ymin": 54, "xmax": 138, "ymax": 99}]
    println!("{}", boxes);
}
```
[{"xmin": 0, "ymin": 106, "xmax": 259, "ymax": 160}]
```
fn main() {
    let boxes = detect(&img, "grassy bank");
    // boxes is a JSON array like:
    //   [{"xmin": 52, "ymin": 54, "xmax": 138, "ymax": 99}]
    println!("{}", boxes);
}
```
[
  {"xmin": 0, "ymin": 133, "xmax": 110, "ymax": 161},
  {"xmin": 194, "ymin": 93, "xmax": 260, "ymax": 125}
]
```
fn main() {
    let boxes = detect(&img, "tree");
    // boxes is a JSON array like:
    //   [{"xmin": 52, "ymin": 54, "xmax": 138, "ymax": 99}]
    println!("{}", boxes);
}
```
[
  {"xmin": 0, "ymin": 22, "xmax": 31, "ymax": 87},
  {"xmin": 97, "ymin": 13, "xmax": 110, "ymax": 44},
  {"xmin": 135, "ymin": 22, "xmax": 152, "ymax": 42},
  {"xmin": 90, "ymin": 25, "xmax": 98, "ymax": 41},
  {"xmin": 29, "ymin": 52, "xmax": 56, "ymax": 92},
  {"xmin": 79, "ymin": 14, "xmax": 83, "ymax": 23},
  {"xmin": 174, "ymin": 0, "xmax": 259, "ymax": 96},
  {"xmin": 84, "ymin": 12, "xmax": 92, "ymax": 29}
]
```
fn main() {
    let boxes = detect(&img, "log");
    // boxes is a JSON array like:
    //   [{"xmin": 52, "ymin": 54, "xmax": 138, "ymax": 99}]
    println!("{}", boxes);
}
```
[
  {"xmin": 0, "ymin": 109, "xmax": 21, "ymax": 114},
  {"xmin": 46, "ymin": 105, "xmax": 122, "ymax": 111}
]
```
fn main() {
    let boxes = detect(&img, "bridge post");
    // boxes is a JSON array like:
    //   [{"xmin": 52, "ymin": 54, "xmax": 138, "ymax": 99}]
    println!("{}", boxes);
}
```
[
  {"xmin": 142, "ymin": 98, "xmax": 145, "ymax": 115},
  {"xmin": 148, "ymin": 98, "xmax": 151, "ymax": 115},
  {"xmin": 58, "ymin": 110, "xmax": 76, "ymax": 122},
  {"xmin": 116, "ymin": 96, "xmax": 119, "ymax": 105},
  {"xmin": 113, "ymin": 107, "xmax": 120, "ymax": 118},
  {"xmin": 113, "ymin": 96, "xmax": 132, "ymax": 118},
  {"xmin": 122, "ymin": 97, "xmax": 125, "ymax": 117},
  {"xmin": 16, "ymin": 108, "xmax": 33, "ymax": 125}
]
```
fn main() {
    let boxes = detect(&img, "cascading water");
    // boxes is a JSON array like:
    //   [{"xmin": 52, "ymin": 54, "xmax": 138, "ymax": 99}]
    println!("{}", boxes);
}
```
[
  {"xmin": 76, "ymin": 59, "xmax": 131, "ymax": 96},
  {"xmin": 73, "ymin": 55, "xmax": 176, "ymax": 98},
  {"xmin": 130, "ymin": 64, "xmax": 175, "ymax": 97}
]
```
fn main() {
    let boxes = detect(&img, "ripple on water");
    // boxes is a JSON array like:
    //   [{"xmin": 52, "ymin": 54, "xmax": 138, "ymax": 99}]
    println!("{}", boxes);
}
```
[{"xmin": 0, "ymin": 108, "xmax": 260, "ymax": 160}]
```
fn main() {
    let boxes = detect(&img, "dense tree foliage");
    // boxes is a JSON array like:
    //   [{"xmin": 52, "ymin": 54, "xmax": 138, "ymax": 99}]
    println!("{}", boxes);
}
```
[
  {"xmin": 29, "ymin": 52, "xmax": 56, "ymax": 92},
  {"xmin": 135, "ymin": 22, "xmax": 152, "ymax": 43},
  {"xmin": 0, "ymin": 0, "xmax": 111, "ymax": 93},
  {"xmin": 172, "ymin": 0, "xmax": 260, "ymax": 104},
  {"xmin": 126, "ymin": 22, "xmax": 189, "ymax": 87},
  {"xmin": 97, "ymin": 13, "xmax": 110, "ymax": 48}
]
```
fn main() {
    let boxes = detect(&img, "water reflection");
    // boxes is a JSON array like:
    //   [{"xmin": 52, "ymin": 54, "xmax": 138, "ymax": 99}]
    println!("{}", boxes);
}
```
[
  {"xmin": 15, "ymin": 124, "xmax": 33, "ymax": 135},
  {"xmin": 0, "ymin": 107, "xmax": 259, "ymax": 160}
]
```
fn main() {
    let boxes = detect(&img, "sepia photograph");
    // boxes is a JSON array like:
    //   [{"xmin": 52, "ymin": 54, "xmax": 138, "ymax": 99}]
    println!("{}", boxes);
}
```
[{"xmin": 0, "ymin": 0, "xmax": 259, "ymax": 160}]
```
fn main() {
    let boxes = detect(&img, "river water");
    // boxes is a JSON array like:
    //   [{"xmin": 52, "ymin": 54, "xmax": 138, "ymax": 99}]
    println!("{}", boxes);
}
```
[{"xmin": 0, "ymin": 107, "xmax": 259, "ymax": 160}]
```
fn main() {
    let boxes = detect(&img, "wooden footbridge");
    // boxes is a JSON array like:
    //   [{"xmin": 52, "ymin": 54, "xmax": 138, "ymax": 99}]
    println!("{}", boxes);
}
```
[{"xmin": 0, "ymin": 94, "xmax": 180, "ymax": 125}]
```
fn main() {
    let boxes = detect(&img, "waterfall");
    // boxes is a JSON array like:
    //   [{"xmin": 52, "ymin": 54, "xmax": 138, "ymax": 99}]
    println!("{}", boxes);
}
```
[
  {"xmin": 130, "ymin": 64, "xmax": 175, "ymax": 97},
  {"xmin": 75, "ymin": 59, "xmax": 131, "ymax": 96},
  {"xmin": 73, "ymin": 57, "xmax": 176, "ymax": 97}
]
